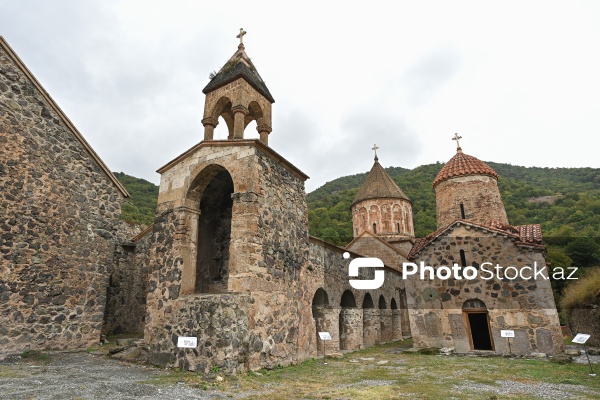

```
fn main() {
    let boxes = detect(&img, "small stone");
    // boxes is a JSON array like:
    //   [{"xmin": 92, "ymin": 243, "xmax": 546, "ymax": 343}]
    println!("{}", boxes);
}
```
[
  {"xmin": 565, "ymin": 348, "xmax": 581, "ymax": 356},
  {"xmin": 530, "ymin": 352, "xmax": 546, "ymax": 358},
  {"xmin": 550, "ymin": 355, "xmax": 572, "ymax": 364},
  {"xmin": 109, "ymin": 346, "xmax": 125, "ymax": 354}
]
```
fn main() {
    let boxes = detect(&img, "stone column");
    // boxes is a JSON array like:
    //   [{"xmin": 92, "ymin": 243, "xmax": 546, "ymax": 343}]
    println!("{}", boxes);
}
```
[
  {"xmin": 176, "ymin": 206, "xmax": 201, "ymax": 295},
  {"xmin": 392, "ymin": 309, "xmax": 403, "ymax": 340},
  {"xmin": 313, "ymin": 307, "xmax": 326, "ymax": 354},
  {"xmin": 339, "ymin": 308, "xmax": 363, "ymax": 350},
  {"xmin": 227, "ymin": 191, "xmax": 261, "ymax": 292},
  {"xmin": 256, "ymin": 124, "xmax": 272, "ymax": 146},
  {"xmin": 380, "ymin": 309, "xmax": 393, "ymax": 343},
  {"xmin": 362, "ymin": 309, "xmax": 380, "ymax": 347},
  {"xmin": 322, "ymin": 307, "xmax": 340, "ymax": 352},
  {"xmin": 231, "ymin": 105, "xmax": 248, "ymax": 140},
  {"xmin": 201, "ymin": 117, "xmax": 218, "ymax": 141}
]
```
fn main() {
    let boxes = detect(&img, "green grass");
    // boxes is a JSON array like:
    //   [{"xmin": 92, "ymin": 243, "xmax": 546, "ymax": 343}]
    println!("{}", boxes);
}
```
[
  {"xmin": 139, "ymin": 339, "xmax": 600, "ymax": 399},
  {"xmin": 19, "ymin": 350, "xmax": 50, "ymax": 362}
]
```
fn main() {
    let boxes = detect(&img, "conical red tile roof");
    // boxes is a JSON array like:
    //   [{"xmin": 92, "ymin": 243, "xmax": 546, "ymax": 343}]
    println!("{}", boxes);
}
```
[{"xmin": 432, "ymin": 149, "xmax": 498, "ymax": 187}]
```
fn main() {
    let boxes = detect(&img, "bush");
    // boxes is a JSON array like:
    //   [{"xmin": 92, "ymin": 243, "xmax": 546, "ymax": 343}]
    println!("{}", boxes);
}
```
[{"xmin": 560, "ymin": 267, "xmax": 600, "ymax": 310}]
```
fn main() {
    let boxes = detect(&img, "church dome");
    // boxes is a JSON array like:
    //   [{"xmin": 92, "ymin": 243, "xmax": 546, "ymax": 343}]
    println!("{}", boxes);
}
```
[
  {"xmin": 352, "ymin": 159, "xmax": 410, "ymax": 206},
  {"xmin": 432, "ymin": 148, "xmax": 498, "ymax": 188}
]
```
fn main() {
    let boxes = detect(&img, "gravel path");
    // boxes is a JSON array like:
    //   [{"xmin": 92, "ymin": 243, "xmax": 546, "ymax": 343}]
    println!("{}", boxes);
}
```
[
  {"xmin": 455, "ymin": 379, "xmax": 597, "ymax": 399},
  {"xmin": 0, "ymin": 352, "xmax": 227, "ymax": 400}
]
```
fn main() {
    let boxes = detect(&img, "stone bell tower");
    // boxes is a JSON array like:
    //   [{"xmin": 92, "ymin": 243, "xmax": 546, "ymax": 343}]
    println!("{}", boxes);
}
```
[
  {"xmin": 144, "ymin": 30, "xmax": 310, "ymax": 373},
  {"xmin": 433, "ymin": 134, "xmax": 508, "ymax": 229},
  {"xmin": 351, "ymin": 145, "xmax": 414, "ymax": 240},
  {"xmin": 201, "ymin": 28, "xmax": 274, "ymax": 144}
]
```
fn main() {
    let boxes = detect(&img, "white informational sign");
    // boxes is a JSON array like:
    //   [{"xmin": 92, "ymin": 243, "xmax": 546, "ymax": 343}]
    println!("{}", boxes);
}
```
[
  {"xmin": 501, "ymin": 330, "xmax": 515, "ymax": 338},
  {"xmin": 177, "ymin": 336, "xmax": 198, "ymax": 348},
  {"xmin": 318, "ymin": 332, "xmax": 332, "ymax": 341},
  {"xmin": 572, "ymin": 333, "xmax": 591, "ymax": 344}
]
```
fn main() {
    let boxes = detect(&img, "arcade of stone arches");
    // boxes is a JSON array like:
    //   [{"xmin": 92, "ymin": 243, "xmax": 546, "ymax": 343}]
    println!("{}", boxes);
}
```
[{"xmin": 311, "ymin": 287, "xmax": 411, "ymax": 354}]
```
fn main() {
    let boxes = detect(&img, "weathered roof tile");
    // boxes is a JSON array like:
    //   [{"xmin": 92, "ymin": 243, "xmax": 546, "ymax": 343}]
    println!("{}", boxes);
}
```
[{"xmin": 433, "ymin": 149, "xmax": 498, "ymax": 187}]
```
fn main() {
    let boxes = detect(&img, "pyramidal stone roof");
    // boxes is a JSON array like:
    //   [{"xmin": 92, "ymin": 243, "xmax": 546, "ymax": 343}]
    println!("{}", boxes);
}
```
[
  {"xmin": 432, "ymin": 148, "xmax": 499, "ymax": 187},
  {"xmin": 352, "ymin": 158, "xmax": 410, "ymax": 206},
  {"xmin": 203, "ymin": 44, "xmax": 275, "ymax": 103}
]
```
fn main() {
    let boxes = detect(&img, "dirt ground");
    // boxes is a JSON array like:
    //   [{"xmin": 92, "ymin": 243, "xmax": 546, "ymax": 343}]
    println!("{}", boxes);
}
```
[
  {"xmin": 1, "ymin": 343, "xmax": 599, "ymax": 400},
  {"xmin": 0, "ymin": 352, "xmax": 228, "ymax": 400}
]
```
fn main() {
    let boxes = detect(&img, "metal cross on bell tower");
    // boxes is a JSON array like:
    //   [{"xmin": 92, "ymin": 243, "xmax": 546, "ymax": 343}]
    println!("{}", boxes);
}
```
[
  {"xmin": 372, "ymin": 144, "xmax": 379, "ymax": 161},
  {"xmin": 236, "ymin": 28, "xmax": 247, "ymax": 46}
]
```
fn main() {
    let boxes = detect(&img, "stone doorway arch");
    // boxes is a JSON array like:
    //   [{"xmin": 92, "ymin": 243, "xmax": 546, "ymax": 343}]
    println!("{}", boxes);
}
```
[{"xmin": 463, "ymin": 299, "xmax": 494, "ymax": 351}]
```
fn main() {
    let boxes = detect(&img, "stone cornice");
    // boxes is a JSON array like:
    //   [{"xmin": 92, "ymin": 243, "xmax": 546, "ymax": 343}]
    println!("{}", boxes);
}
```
[{"xmin": 156, "ymin": 139, "xmax": 309, "ymax": 181}]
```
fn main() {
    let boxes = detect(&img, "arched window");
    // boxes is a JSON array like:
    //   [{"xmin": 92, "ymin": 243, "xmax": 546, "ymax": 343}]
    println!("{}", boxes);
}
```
[
  {"xmin": 372, "ymin": 223, "xmax": 377, "ymax": 234},
  {"xmin": 340, "ymin": 290, "xmax": 357, "ymax": 308},
  {"xmin": 363, "ymin": 293, "xmax": 374, "ymax": 309},
  {"xmin": 460, "ymin": 249, "xmax": 467, "ymax": 267}
]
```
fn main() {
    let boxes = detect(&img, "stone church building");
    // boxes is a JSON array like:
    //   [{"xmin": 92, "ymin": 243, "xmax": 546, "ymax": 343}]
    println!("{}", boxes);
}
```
[{"xmin": 0, "ymin": 35, "xmax": 563, "ymax": 371}]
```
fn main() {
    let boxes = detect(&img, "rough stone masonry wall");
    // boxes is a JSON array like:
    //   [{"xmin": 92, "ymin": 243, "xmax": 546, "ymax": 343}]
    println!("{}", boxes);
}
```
[
  {"xmin": 0, "ymin": 46, "xmax": 123, "ymax": 355},
  {"xmin": 567, "ymin": 305, "xmax": 600, "ymax": 347},
  {"xmin": 435, "ymin": 175, "xmax": 508, "ymax": 228},
  {"xmin": 406, "ymin": 224, "xmax": 564, "ymax": 355},
  {"xmin": 102, "ymin": 223, "xmax": 150, "ymax": 335},
  {"xmin": 241, "ymin": 147, "xmax": 309, "ymax": 371}
]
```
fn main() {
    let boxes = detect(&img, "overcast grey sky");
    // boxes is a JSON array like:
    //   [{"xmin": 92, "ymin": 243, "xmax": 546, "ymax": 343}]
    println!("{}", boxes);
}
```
[{"xmin": 2, "ymin": 1, "xmax": 599, "ymax": 192}]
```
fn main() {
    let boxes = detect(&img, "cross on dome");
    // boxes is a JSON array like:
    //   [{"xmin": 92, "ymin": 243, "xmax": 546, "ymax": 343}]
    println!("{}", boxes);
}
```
[{"xmin": 452, "ymin": 133, "xmax": 462, "ymax": 150}]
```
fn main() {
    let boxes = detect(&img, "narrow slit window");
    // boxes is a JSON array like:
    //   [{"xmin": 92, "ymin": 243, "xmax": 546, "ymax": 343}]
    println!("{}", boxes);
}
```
[
  {"xmin": 460, "ymin": 249, "xmax": 467, "ymax": 267},
  {"xmin": 397, "ymin": 222, "xmax": 400, "ymax": 232},
  {"xmin": 460, "ymin": 203, "xmax": 466, "ymax": 219},
  {"xmin": 373, "ymin": 223, "xmax": 377, "ymax": 234}
]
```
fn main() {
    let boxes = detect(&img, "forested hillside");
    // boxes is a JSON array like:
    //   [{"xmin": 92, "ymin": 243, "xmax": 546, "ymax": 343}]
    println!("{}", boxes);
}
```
[
  {"xmin": 308, "ymin": 162, "xmax": 600, "ymax": 245},
  {"xmin": 113, "ymin": 172, "xmax": 159, "ymax": 225}
]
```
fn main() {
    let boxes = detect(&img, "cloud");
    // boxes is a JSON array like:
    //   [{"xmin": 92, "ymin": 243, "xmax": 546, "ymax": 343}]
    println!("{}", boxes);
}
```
[
  {"xmin": 403, "ymin": 47, "xmax": 462, "ymax": 106},
  {"xmin": 341, "ymin": 111, "xmax": 422, "ymax": 168}
]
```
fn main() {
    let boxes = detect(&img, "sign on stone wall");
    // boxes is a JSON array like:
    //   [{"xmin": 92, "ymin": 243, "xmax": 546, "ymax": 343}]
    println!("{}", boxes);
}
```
[
  {"xmin": 501, "ymin": 330, "xmax": 515, "ymax": 338},
  {"xmin": 177, "ymin": 336, "xmax": 198, "ymax": 348}
]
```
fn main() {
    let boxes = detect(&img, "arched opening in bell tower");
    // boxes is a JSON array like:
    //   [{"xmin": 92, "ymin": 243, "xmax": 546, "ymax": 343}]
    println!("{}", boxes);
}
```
[{"xmin": 189, "ymin": 165, "xmax": 234, "ymax": 293}]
